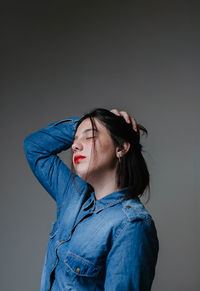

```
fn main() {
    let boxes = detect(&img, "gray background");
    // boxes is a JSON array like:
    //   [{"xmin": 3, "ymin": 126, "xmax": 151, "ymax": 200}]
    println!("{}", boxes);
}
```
[{"xmin": 1, "ymin": 1, "xmax": 200, "ymax": 290}]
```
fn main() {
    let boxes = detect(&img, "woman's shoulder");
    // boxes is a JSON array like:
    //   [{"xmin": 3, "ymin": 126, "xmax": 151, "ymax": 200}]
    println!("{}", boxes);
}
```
[
  {"xmin": 121, "ymin": 198, "xmax": 153, "ymax": 223},
  {"xmin": 113, "ymin": 199, "xmax": 158, "ymax": 245},
  {"xmin": 103, "ymin": 197, "xmax": 153, "ymax": 223},
  {"xmin": 101, "ymin": 198, "xmax": 158, "ymax": 249},
  {"xmin": 100, "ymin": 197, "xmax": 156, "ymax": 236}
]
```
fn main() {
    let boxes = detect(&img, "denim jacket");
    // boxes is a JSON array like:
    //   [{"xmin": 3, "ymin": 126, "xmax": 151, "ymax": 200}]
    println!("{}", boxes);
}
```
[{"xmin": 24, "ymin": 117, "xmax": 159, "ymax": 291}]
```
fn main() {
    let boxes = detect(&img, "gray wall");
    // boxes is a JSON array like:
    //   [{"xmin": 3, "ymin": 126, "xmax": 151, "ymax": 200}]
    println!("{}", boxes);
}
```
[{"xmin": 1, "ymin": 1, "xmax": 200, "ymax": 290}]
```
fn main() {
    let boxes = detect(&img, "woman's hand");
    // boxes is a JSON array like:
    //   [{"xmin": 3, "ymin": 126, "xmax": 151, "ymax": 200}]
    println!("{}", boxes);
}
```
[{"xmin": 110, "ymin": 109, "xmax": 137, "ymax": 132}]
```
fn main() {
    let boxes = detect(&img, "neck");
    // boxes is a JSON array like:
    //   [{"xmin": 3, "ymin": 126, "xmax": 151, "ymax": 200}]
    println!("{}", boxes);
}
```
[{"xmin": 88, "ymin": 170, "xmax": 119, "ymax": 200}]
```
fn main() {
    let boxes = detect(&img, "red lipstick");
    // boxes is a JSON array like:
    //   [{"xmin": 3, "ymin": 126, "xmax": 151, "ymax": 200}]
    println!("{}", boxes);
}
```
[{"xmin": 74, "ymin": 155, "xmax": 86, "ymax": 164}]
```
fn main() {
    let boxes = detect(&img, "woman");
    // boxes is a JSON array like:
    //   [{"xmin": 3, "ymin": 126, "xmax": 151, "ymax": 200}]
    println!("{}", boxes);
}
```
[{"xmin": 24, "ymin": 108, "xmax": 159, "ymax": 291}]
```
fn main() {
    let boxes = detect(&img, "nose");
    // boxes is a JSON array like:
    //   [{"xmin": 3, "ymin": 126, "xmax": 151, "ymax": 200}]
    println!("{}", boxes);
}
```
[{"xmin": 72, "ymin": 141, "xmax": 83, "ymax": 152}]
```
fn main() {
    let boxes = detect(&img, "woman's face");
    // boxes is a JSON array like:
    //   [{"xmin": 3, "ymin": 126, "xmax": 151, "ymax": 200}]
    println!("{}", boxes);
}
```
[{"xmin": 72, "ymin": 118, "xmax": 118, "ymax": 184}]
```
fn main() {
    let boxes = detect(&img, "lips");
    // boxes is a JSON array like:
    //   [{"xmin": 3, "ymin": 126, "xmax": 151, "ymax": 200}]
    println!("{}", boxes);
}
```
[{"xmin": 74, "ymin": 155, "xmax": 86, "ymax": 164}]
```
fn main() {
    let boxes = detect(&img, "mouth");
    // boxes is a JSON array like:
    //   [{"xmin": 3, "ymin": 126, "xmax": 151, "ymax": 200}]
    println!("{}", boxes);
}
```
[{"xmin": 74, "ymin": 155, "xmax": 86, "ymax": 164}]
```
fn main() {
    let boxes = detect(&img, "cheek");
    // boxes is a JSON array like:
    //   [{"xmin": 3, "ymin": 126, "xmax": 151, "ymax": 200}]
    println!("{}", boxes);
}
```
[
  {"xmin": 94, "ymin": 142, "xmax": 116, "ymax": 164},
  {"xmin": 101, "ymin": 139, "xmax": 116, "ymax": 155}
]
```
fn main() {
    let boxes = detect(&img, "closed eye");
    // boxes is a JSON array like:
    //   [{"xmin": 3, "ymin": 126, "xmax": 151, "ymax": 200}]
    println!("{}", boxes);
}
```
[{"xmin": 86, "ymin": 136, "xmax": 96, "ymax": 139}]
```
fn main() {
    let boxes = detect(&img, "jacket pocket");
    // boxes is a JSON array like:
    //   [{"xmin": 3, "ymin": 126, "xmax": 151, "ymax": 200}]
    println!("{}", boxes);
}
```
[
  {"xmin": 64, "ymin": 251, "xmax": 100, "ymax": 277},
  {"xmin": 49, "ymin": 220, "xmax": 58, "ymax": 239}
]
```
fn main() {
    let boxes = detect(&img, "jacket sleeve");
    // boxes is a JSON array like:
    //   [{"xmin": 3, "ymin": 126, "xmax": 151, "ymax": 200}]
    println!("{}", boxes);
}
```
[
  {"xmin": 104, "ymin": 219, "xmax": 159, "ymax": 291},
  {"xmin": 23, "ymin": 117, "xmax": 87, "ymax": 207}
]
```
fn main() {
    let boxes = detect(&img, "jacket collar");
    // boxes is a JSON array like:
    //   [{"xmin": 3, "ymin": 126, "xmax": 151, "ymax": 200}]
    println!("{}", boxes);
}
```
[{"xmin": 84, "ymin": 188, "xmax": 128, "ymax": 213}]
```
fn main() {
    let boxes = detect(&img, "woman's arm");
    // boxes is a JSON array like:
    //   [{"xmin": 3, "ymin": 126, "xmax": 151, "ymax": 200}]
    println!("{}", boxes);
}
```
[
  {"xmin": 104, "ymin": 219, "xmax": 159, "ymax": 291},
  {"xmin": 24, "ymin": 117, "xmax": 86, "ymax": 206}
]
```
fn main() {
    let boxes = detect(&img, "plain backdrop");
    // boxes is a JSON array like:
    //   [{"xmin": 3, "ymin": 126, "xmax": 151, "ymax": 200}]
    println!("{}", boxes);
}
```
[{"xmin": 1, "ymin": 1, "xmax": 200, "ymax": 290}]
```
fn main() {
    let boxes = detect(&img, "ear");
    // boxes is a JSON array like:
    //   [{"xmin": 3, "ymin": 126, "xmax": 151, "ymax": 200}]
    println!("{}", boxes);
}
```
[{"xmin": 116, "ymin": 141, "xmax": 130, "ymax": 159}]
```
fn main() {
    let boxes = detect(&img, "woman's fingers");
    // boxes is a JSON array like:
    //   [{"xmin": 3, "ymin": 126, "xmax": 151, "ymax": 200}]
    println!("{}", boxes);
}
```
[
  {"xmin": 110, "ymin": 109, "xmax": 137, "ymax": 132},
  {"xmin": 110, "ymin": 109, "xmax": 121, "ymax": 116},
  {"xmin": 118, "ymin": 111, "xmax": 131, "ymax": 124},
  {"xmin": 131, "ymin": 117, "xmax": 137, "ymax": 132}
]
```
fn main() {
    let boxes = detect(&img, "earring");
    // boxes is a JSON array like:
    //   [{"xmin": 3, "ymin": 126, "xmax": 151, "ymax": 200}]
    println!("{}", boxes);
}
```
[{"xmin": 117, "ymin": 154, "xmax": 121, "ymax": 163}]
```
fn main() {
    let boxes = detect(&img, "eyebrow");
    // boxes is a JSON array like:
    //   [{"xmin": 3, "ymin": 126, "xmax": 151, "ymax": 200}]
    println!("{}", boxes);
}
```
[{"xmin": 74, "ymin": 128, "xmax": 98, "ymax": 140}]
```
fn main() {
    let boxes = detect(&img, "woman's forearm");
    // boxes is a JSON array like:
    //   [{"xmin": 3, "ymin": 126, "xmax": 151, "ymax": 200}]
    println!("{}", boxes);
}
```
[{"xmin": 24, "ymin": 117, "xmax": 80, "ymax": 203}]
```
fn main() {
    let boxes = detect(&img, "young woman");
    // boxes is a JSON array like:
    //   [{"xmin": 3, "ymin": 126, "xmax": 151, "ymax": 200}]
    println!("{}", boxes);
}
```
[{"xmin": 24, "ymin": 108, "xmax": 159, "ymax": 291}]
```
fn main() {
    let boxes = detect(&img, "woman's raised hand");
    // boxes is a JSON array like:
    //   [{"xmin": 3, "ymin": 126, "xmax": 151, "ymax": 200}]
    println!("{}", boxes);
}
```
[{"xmin": 110, "ymin": 109, "xmax": 137, "ymax": 132}]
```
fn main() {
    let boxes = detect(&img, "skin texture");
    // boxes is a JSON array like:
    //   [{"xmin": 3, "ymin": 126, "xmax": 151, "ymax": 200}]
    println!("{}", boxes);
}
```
[{"xmin": 72, "ymin": 117, "xmax": 130, "ymax": 200}]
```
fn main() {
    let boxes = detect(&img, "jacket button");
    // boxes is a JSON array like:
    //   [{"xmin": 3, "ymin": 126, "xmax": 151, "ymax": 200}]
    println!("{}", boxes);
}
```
[
  {"xmin": 76, "ymin": 267, "xmax": 80, "ymax": 273},
  {"xmin": 60, "ymin": 239, "xmax": 65, "ymax": 242},
  {"xmin": 125, "ymin": 205, "xmax": 131, "ymax": 208},
  {"xmin": 54, "ymin": 261, "xmax": 57, "ymax": 265}
]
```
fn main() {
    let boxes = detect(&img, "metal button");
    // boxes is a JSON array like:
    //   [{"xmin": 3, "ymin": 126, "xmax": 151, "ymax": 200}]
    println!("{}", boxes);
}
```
[
  {"xmin": 60, "ymin": 239, "xmax": 65, "ymax": 242},
  {"xmin": 54, "ymin": 261, "xmax": 57, "ymax": 265},
  {"xmin": 76, "ymin": 267, "xmax": 80, "ymax": 273},
  {"xmin": 125, "ymin": 205, "xmax": 131, "ymax": 208}
]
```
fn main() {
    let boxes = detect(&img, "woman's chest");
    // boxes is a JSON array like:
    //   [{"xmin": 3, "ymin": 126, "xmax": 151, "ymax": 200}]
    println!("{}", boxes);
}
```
[
  {"xmin": 47, "ymin": 211, "xmax": 115, "ymax": 284},
  {"xmin": 57, "ymin": 211, "xmax": 113, "ymax": 263}
]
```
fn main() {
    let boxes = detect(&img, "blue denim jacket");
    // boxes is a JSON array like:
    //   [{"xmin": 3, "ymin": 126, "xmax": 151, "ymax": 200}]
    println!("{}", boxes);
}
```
[{"xmin": 24, "ymin": 117, "xmax": 159, "ymax": 291}]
